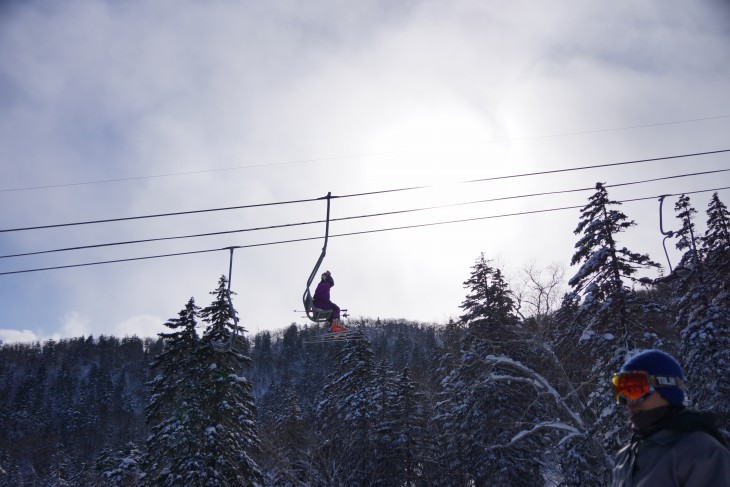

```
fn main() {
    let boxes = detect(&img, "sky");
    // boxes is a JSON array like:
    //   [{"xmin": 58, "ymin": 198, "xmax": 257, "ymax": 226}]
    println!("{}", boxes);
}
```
[{"xmin": 1, "ymin": 0, "xmax": 729, "ymax": 344}]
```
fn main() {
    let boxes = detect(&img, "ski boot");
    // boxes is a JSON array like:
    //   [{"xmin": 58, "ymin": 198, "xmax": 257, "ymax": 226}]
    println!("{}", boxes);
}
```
[{"xmin": 330, "ymin": 319, "xmax": 346, "ymax": 333}]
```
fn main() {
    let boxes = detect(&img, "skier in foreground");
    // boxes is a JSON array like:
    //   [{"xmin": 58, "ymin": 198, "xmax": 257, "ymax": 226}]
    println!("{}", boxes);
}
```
[
  {"xmin": 313, "ymin": 271, "xmax": 345, "ymax": 332},
  {"xmin": 611, "ymin": 349, "xmax": 730, "ymax": 486}
]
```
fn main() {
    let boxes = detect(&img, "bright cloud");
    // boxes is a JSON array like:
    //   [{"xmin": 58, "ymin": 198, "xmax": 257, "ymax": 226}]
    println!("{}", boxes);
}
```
[
  {"xmin": 0, "ymin": 329, "xmax": 40, "ymax": 344},
  {"xmin": 111, "ymin": 314, "xmax": 167, "ymax": 339}
]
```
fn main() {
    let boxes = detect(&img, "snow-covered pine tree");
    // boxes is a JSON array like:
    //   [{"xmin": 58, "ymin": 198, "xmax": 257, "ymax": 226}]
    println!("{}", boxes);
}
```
[
  {"xmin": 568, "ymin": 183, "xmax": 661, "ymax": 335},
  {"xmin": 316, "ymin": 339, "xmax": 377, "ymax": 486},
  {"xmin": 680, "ymin": 192, "xmax": 730, "ymax": 432},
  {"xmin": 370, "ymin": 361, "xmax": 400, "ymax": 486},
  {"xmin": 142, "ymin": 277, "xmax": 263, "ymax": 487},
  {"xmin": 702, "ymin": 192, "xmax": 730, "ymax": 292},
  {"xmin": 563, "ymin": 182, "xmax": 664, "ymax": 480},
  {"xmin": 267, "ymin": 388, "xmax": 311, "ymax": 487},
  {"xmin": 200, "ymin": 275, "xmax": 245, "ymax": 353},
  {"xmin": 435, "ymin": 318, "xmax": 464, "ymax": 380},
  {"xmin": 195, "ymin": 275, "xmax": 263, "ymax": 486},
  {"xmin": 145, "ymin": 298, "xmax": 200, "ymax": 423},
  {"xmin": 389, "ymin": 367, "xmax": 428, "ymax": 487},
  {"xmin": 436, "ymin": 254, "xmax": 557, "ymax": 486},
  {"xmin": 673, "ymin": 194, "xmax": 701, "ymax": 275},
  {"xmin": 459, "ymin": 253, "xmax": 519, "ymax": 338},
  {"xmin": 95, "ymin": 442, "xmax": 142, "ymax": 487},
  {"xmin": 141, "ymin": 297, "xmax": 206, "ymax": 486},
  {"xmin": 665, "ymin": 195, "xmax": 703, "ymax": 345}
]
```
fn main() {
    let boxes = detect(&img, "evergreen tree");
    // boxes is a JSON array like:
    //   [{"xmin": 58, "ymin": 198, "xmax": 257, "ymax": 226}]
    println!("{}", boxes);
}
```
[
  {"xmin": 252, "ymin": 331, "xmax": 273, "ymax": 381},
  {"xmin": 316, "ymin": 339, "xmax": 377, "ymax": 486},
  {"xmin": 370, "ymin": 361, "xmax": 399, "ymax": 486},
  {"xmin": 142, "ymin": 277, "xmax": 263, "ymax": 486},
  {"xmin": 667, "ymin": 194, "xmax": 703, "ymax": 335},
  {"xmin": 141, "ymin": 298, "xmax": 204, "ymax": 486},
  {"xmin": 673, "ymin": 194, "xmax": 701, "ymax": 273},
  {"xmin": 195, "ymin": 276, "xmax": 263, "ymax": 486},
  {"xmin": 562, "ymin": 182, "xmax": 664, "ymax": 481},
  {"xmin": 389, "ymin": 367, "xmax": 428, "ymax": 487},
  {"xmin": 680, "ymin": 193, "xmax": 730, "ymax": 431},
  {"xmin": 436, "ymin": 255, "xmax": 556, "ymax": 485},
  {"xmin": 459, "ymin": 253, "xmax": 519, "ymax": 336},
  {"xmin": 702, "ymin": 192, "xmax": 730, "ymax": 290},
  {"xmin": 95, "ymin": 443, "xmax": 141, "ymax": 487},
  {"xmin": 437, "ymin": 339, "xmax": 563, "ymax": 486},
  {"xmin": 200, "ymin": 276, "xmax": 243, "ymax": 353},
  {"xmin": 268, "ymin": 388, "xmax": 311, "ymax": 486}
]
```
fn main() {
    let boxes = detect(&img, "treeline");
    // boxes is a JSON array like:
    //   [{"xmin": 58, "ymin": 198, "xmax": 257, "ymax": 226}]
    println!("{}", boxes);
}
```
[
  {"xmin": 0, "ymin": 187, "xmax": 728, "ymax": 486},
  {"xmin": 0, "ymin": 335, "xmax": 160, "ymax": 484}
]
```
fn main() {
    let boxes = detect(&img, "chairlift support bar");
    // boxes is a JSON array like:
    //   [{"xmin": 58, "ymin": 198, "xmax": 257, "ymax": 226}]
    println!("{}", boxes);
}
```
[
  {"xmin": 306, "ymin": 192, "xmax": 331, "ymax": 288},
  {"xmin": 227, "ymin": 247, "xmax": 240, "ymax": 338}
]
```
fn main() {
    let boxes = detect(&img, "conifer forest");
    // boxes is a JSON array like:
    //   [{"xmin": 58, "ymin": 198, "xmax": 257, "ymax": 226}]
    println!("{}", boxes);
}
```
[{"xmin": 1, "ymin": 187, "xmax": 729, "ymax": 486}]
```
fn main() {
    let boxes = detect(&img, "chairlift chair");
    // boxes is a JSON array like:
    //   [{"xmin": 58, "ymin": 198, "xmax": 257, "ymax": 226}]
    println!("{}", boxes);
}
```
[
  {"xmin": 652, "ymin": 195, "xmax": 699, "ymax": 284},
  {"xmin": 302, "ymin": 192, "xmax": 334, "ymax": 323}
]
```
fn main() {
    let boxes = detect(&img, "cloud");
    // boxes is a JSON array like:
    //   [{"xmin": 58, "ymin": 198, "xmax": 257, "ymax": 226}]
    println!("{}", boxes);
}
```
[
  {"xmin": 0, "ymin": 328, "xmax": 39, "ymax": 344},
  {"xmin": 54, "ymin": 311, "xmax": 92, "ymax": 339},
  {"xmin": 0, "ymin": 312, "xmax": 89, "ymax": 344},
  {"xmin": 111, "ymin": 314, "xmax": 167, "ymax": 339}
]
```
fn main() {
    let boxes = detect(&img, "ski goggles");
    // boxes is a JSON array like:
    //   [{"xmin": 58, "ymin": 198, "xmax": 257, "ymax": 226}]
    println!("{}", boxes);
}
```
[{"xmin": 611, "ymin": 371, "xmax": 684, "ymax": 405}]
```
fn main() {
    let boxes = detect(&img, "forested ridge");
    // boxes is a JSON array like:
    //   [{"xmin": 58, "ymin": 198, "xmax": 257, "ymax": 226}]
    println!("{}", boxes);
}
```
[{"xmin": 1, "ymin": 188, "xmax": 728, "ymax": 486}]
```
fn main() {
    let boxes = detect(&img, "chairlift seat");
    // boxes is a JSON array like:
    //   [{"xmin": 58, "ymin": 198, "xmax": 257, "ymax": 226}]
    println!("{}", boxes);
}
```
[
  {"xmin": 311, "ymin": 306, "xmax": 334, "ymax": 322},
  {"xmin": 303, "ymin": 290, "xmax": 333, "ymax": 323}
]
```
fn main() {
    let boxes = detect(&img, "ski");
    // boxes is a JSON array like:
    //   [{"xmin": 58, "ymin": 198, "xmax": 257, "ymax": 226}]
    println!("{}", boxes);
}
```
[{"xmin": 304, "ymin": 329, "xmax": 367, "ymax": 344}]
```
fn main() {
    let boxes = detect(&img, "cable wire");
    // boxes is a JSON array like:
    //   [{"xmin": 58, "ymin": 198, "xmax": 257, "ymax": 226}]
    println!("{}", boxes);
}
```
[
  {"xmin": 2, "ymin": 149, "xmax": 728, "ymax": 234},
  {"xmin": 341, "ymin": 149, "xmax": 730, "ymax": 198},
  {"xmin": 2, "ymin": 185, "xmax": 727, "ymax": 276},
  {"xmin": 2, "ymin": 167, "xmax": 727, "ymax": 260},
  {"xmin": 0, "ymin": 196, "xmax": 322, "ymax": 233}
]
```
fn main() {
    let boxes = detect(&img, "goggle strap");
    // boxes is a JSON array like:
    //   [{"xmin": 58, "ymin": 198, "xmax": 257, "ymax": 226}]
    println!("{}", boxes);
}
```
[{"xmin": 652, "ymin": 375, "xmax": 684, "ymax": 389}]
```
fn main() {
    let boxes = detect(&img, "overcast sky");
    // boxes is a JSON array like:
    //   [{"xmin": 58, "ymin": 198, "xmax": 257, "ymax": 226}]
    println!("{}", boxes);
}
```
[{"xmin": 1, "ymin": 0, "xmax": 729, "ymax": 344}]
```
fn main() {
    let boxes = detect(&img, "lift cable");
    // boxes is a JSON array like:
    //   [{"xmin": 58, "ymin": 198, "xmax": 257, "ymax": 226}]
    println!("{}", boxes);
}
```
[
  {"xmin": 2, "ymin": 185, "xmax": 727, "ymax": 277},
  {"xmin": 1, "ymin": 168, "xmax": 727, "ymax": 260},
  {"xmin": 0, "ymin": 196, "xmax": 320, "ymax": 233},
  {"xmin": 339, "ymin": 149, "xmax": 730, "ymax": 199},
  {"xmin": 1, "ymin": 149, "xmax": 728, "ymax": 234}
]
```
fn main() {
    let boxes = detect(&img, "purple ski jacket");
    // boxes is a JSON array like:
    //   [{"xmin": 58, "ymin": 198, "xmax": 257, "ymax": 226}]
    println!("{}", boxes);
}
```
[{"xmin": 313, "ymin": 275, "xmax": 335, "ymax": 308}]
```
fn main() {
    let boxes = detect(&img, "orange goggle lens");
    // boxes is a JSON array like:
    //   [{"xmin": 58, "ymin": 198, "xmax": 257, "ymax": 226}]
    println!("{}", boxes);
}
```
[{"xmin": 611, "ymin": 371, "xmax": 652, "ymax": 403}]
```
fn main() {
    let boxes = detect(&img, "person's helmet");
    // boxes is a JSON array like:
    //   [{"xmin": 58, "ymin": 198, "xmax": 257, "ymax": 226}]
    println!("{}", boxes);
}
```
[{"xmin": 321, "ymin": 271, "xmax": 331, "ymax": 281}]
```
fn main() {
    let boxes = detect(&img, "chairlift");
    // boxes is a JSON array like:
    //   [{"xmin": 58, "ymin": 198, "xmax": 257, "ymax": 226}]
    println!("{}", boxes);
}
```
[
  {"xmin": 298, "ymin": 191, "xmax": 367, "ymax": 344},
  {"xmin": 302, "ymin": 192, "xmax": 336, "ymax": 323},
  {"xmin": 652, "ymin": 195, "xmax": 698, "ymax": 284}
]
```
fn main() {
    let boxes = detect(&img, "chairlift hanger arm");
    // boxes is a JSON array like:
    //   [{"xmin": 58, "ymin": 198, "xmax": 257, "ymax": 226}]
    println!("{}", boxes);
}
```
[
  {"xmin": 305, "ymin": 192, "xmax": 332, "ymax": 289},
  {"xmin": 212, "ymin": 246, "xmax": 241, "ymax": 352}
]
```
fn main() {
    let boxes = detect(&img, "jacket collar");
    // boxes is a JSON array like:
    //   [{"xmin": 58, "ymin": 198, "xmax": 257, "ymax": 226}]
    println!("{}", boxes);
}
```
[{"xmin": 633, "ymin": 408, "xmax": 728, "ymax": 447}]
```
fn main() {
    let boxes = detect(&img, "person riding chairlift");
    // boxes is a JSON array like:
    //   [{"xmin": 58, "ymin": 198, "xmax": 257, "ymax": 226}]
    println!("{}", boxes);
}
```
[{"xmin": 313, "ymin": 271, "xmax": 345, "ymax": 332}]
